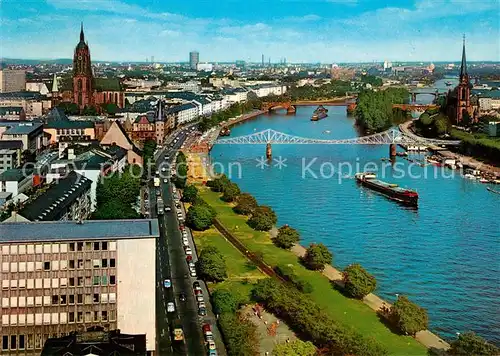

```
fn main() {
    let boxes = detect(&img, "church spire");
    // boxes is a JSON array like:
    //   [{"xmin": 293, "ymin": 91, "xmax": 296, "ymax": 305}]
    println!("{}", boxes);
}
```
[
  {"xmin": 80, "ymin": 22, "xmax": 85, "ymax": 42},
  {"xmin": 51, "ymin": 73, "xmax": 59, "ymax": 93},
  {"xmin": 459, "ymin": 34, "xmax": 468, "ymax": 80}
]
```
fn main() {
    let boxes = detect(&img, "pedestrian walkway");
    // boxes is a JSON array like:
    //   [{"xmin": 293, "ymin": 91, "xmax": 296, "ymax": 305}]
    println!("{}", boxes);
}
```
[{"xmin": 290, "ymin": 244, "xmax": 450, "ymax": 351}]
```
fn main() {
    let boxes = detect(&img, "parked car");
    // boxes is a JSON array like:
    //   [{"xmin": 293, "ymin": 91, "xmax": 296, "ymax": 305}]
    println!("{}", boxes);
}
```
[
  {"xmin": 182, "ymin": 231, "xmax": 188, "ymax": 238},
  {"xmin": 165, "ymin": 207, "xmax": 172, "ymax": 212},
  {"xmin": 190, "ymin": 269, "xmax": 197, "ymax": 278},
  {"xmin": 182, "ymin": 237, "xmax": 189, "ymax": 246},
  {"xmin": 167, "ymin": 302, "xmax": 175, "ymax": 313},
  {"xmin": 194, "ymin": 289, "xmax": 203, "ymax": 296},
  {"xmin": 193, "ymin": 281, "xmax": 201, "ymax": 289},
  {"xmin": 163, "ymin": 279, "xmax": 171, "ymax": 288},
  {"xmin": 207, "ymin": 340, "xmax": 216, "ymax": 350},
  {"xmin": 186, "ymin": 255, "xmax": 193, "ymax": 262},
  {"xmin": 179, "ymin": 292, "xmax": 187, "ymax": 302},
  {"xmin": 198, "ymin": 301, "xmax": 206, "ymax": 308},
  {"xmin": 184, "ymin": 247, "xmax": 192, "ymax": 255},
  {"xmin": 179, "ymin": 224, "xmax": 185, "ymax": 231},
  {"xmin": 208, "ymin": 349, "xmax": 217, "ymax": 356},
  {"xmin": 163, "ymin": 178, "xmax": 168, "ymax": 183},
  {"xmin": 188, "ymin": 262, "xmax": 196, "ymax": 270},
  {"xmin": 198, "ymin": 307, "xmax": 207, "ymax": 316}
]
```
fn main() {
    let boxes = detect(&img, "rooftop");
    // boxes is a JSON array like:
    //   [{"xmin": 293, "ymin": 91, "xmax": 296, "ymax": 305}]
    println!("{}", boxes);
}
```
[
  {"xmin": 0, "ymin": 168, "xmax": 33, "ymax": 182},
  {"xmin": 0, "ymin": 141, "xmax": 23, "ymax": 150},
  {"xmin": 0, "ymin": 106, "xmax": 23, "ymax": 114},
  {"xmin": 18, "ymin": 171, "xmax": 92, "ymax": 221},
  {"xmin": 94, "ymin": 77, "xmax": 123, "ymax": 92},
  {"xmin": 0, "ymin": 219, "xmax": 160, "ymax": 242},
  {"xmin": 1, "ymin": 121, "xmax": 43, "ymax": 135}
]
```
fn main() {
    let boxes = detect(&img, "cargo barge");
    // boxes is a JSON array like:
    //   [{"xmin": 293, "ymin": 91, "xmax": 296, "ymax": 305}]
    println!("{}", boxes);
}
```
[
  {"xmin": 219, "ymin": 127, "xmax": 231, "ymax": 136},
  {"xmin": 311, "ymin": 105, "xmax": 328, "ymax": 121},
  {"xmin": 355, "ymin": 172, "xmax": 419, "ymax": 206}
]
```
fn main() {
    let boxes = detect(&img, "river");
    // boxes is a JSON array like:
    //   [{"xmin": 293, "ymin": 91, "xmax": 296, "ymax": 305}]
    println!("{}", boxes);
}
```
[{"xmin": 210, "ymin": 82, "xmax": 500, "ymax": 344}]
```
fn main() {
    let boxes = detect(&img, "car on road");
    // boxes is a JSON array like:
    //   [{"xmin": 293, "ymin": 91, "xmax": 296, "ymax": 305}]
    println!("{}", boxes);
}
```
[
  {"xmin": 163, "ymin": 279, "xmax": 171, "ymax": 288},
  {"xmin": 208, "ymin": 349, "xmax": 218, "ymax": 356},
  {"xmin": 182, "ymin": 230, "xmax": 188, "ymax": 238},
  {"xmin": 188, "ymin": 262, "xmax": 196, "ymax": 270},
  {"xmin": 198, "ymin": 307, "xmax": 207, "ymax": 316},
  {"xmin": 165, "ymin": 206, "xmax": 171, "ymax": 212},
  {"xmin": 179, "ymin": 292, "xmax": 187, "ymax": 302},
  {"xmin": 207, "ymin": 340, "xmax": 216, "ymax": 350},
  {"xmin": 184, "ymin": 247, "xmax": 192, "ymax": 255},
  {"xmin": 163, "ymin": 178, "xmax": 168, "ymax": 183},
  {"xmin": 161, "ymin": 167, "xmax": 167, "ymax": 172},
  {"xmin": 193, "ymin": 281, "xmax": 201, "ymax": 289},
  {"xmin": 186, "ymin": 255, "xmax": 193, "ymax": 262},
  {"xmin": 155, "ymin": 170, "xmax": 159, "ymax": 175},
  {"xmin": 167, "ymin": 302, "xmax": 175, "ymax": 313},
  {"xmin": 179, "ymin": 224, "xmax": 185, "ymax": 230},
  {"xmin": 198, "ymin": 301, "xmax": 206, "ymax": 308},
  {"xmin": 182, "ymin": 237, "xmax": 189, "ymax": 246},
  {"xmin": 190, "ymin": 269, "xmax": 197, "ymax": 278}
]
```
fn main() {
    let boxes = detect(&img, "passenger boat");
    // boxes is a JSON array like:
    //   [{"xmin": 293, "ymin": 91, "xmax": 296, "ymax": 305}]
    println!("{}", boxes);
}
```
[
  {"xmin": 311, "ymin": 105, "xmax": 328, "ymax": 121},
  {"xmin": 355, "ymin": 172, "xmax": 419, "ymax": 206}
]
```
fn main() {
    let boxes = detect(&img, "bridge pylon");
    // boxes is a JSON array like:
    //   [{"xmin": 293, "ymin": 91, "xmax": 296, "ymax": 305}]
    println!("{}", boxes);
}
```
[{"xmin": 266, "ymin": 143, "xmax": 272, "ymax": 160}]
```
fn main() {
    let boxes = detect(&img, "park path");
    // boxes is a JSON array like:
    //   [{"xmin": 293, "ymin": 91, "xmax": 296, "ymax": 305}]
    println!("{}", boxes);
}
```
[{"xmin": 290, "ymin": 244, "xmax": 450, "ymax": 351}]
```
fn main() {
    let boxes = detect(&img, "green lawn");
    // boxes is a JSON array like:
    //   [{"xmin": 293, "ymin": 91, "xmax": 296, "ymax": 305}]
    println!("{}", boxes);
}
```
[
  {"xmin": 191, "ymin": 226, "xmax": 266, "ymax": 302},
  {"xmin": 198, "ymin": 186, "xmax": 427, "ymax": 356}
]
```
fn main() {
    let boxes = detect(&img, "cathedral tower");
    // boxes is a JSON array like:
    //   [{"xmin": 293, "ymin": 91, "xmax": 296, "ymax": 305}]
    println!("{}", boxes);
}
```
[{"xmin": 456, "ymin": 36, "xmax": 471, "ymax": 123}]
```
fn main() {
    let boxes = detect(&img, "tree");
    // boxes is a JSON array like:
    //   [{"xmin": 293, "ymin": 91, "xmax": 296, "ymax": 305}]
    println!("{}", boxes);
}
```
[
  {"xmin": 212, "ymin": 289, "xmax": 239, "ymax": 314},
  {"xmin": 181, "ymin": 185, "xmax": 198, "ymax": 203},
  {"xmin": 342, "ymin": 263, "xmax": 377, "ymax": 299},
  {"xmin": 82, "ymin": 105, "xmax": 98, "ymax": 116},
  {"xmin": 389, "ymin": 295, "xmax": 428, "ymax": 336},
  {"xmin": 57, "ymin": 102, "xmax": 79, "ymax": 115},
  {"xmin": 101, "ymin": 103, "xmax": 119, "ymax": 115},
  {"xmin": 186, "ymin": 204, "xmax": 216, "ymax": 231},
  {"xmin": 196, "ymin": 246, "xmax": 227, "ymax": 282},
  {"xmin": 302, "ymin": 243, "xmax": 332, "ymax": 271},
  {"xmin": 233, "ymin": 193, "xmax": 258, "ymax": 215},
  {"xmin": 273, "ymin": 225, "xmax": 300, "ymax": 249},
  {"xmin": 247, "ymin": 205, "xmax": 277, "ymax": 231},
  {"xmin": 273, "ymin": 340, "xmax": 316, "ymax": 356},
  {"xmin": 449, "ymin": 331, "xmax": 499, "ymax": 356},
  {"xmin": 419, "ymin": 112, "xmax": 432, "ymax": 126},
  {"xmin": 219, "ymin": 313, "xmax": 260, "ymax": 356},
  {"xmin": 209, "ymin": 174, "xmax": 230, "ymax": 192},
  {"xmin": 221, "ymin": 182, "xmax": 240, "ymax": 202}
]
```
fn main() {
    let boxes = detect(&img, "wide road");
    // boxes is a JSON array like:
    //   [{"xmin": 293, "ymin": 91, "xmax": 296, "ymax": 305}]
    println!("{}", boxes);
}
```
[{"xmin": 154, "ymin": 125, "xmax": 206, "ymax": 356}]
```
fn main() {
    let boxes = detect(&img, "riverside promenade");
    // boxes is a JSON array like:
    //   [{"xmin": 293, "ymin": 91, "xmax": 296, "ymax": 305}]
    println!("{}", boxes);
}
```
[
  {"xmin": 399, "ymin": 120, "xmax": 500, "ymax": 177},
  {"xmin": 289, "ymin": 244, "xmax": 450, "ymax": 351}
]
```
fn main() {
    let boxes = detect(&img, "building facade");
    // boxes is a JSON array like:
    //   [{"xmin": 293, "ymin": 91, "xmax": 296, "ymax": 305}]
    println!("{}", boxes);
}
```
[
  {"xmin": 0, "ymin": 107, "xmax": 26, "ymax": 121},
  {"xmin": 0, "ymin": 122, "xmax": 44, "ymax": 153},
  {"xmin": 189, "ymin": 51, "xmax": 199, "ymax": 70},
  {"xmin": 0, "ymin": 149, "xmax": 19, "ymax": 174},
  {"xmin": 0, "ymin": 69, "xmax": 26, "ymax": 93},
  {"xmin": 0, "ymin": 219, "xmax": 158, "ymax": 354}
]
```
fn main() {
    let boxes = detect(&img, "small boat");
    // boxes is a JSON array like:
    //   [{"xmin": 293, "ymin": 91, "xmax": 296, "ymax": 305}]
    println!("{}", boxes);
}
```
[
  {"xmin": 311, "ymin": 105, "xmax": 328, "ymax": 121},
  {"xmin": 463, "ymin": 174, "xmax": 476, "ymax": 180},
  {"xmin": 479, "ymin": 178, "xmax": 489, "ymax": 183},
  {"xmin": 487, "ymin": 187, "xmax": 500, "ymax": 194},
  {"xmin": 323, "ymin": 130, "xmax": 331, "ymax": 134},
  {"xmin": 445, "ymin": 81, "xmax": 453, "ymax": 86}
]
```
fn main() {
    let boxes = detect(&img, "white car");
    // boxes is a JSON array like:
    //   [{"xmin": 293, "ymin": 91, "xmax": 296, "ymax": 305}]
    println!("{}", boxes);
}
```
[
  {"xmin": 196, "ymin": 295, "xmax": 204, "ymax": 303},
  {"xmin": 167, "ymin": 302, "xmax": 175, "ymax": 313},
  {"xmin": 163, "ymin": 178, "xmax": 168, "ymax": 183},
  {"xmin": 165, "ymin": 207, "xmax": 172, "ymax": 212},
  {"xmin": 190, "ymin": 269, "xmax": 197, "ymax": 277},
  {"xmin": 182, "ymin": 231, "xmax": 188, "ymax": 238},
  {"xmin": 161, "ymin": 167, "xmax": 167, "ymax": 172},
  {"xmin": 198, "ymin": 301, "xmax": 206, "ymax": 308},
  {"xmin": 185, "ymin": 247, "xmax": 193, "ymax": 255},
  {"xmin": 189, "ymin": 262, "xmax": 196, "ymax": 270},
  {"xmin": 182, "ymin": 237, "xmax": 189, "ymax": 246}
]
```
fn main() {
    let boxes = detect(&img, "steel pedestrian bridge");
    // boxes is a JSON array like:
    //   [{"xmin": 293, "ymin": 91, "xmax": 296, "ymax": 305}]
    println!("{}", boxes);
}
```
[{"xmin": 215, "ymin": 128, "xmax": 461, "ymax": 146}]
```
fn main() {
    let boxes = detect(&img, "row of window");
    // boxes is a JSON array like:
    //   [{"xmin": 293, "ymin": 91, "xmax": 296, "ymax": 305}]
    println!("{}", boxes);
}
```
[
  {"xmin": 2, "ymin": 292, "xmax": 116, "ymax": 308},
  {"xmin": 1, "ymin": 309, "xmax": 116, "ymax": 327},
  {"xmin": 56, "ymin": 128, "xmax": 85, "ymax": 136},
  {"xmin": 1, "ymin": 258, "xmax": 116, "ymax": 273},
  {"xmin": 0, "ymin": 241, "xmax": 117, "ymax": 255},
  {"xmin": 1, "ymin": 275, "xmax": 116, "ymax": 290}
]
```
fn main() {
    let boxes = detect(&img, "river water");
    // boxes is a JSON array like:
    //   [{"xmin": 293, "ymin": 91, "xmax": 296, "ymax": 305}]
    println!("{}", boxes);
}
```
[{"xmin": 210, "ymin": 80, "xmax": 500, "ymax": 344}]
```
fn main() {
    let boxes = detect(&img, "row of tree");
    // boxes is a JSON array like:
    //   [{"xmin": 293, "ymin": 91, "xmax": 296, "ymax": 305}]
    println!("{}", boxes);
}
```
[
  {"xmin": 415, "ymin": 109, "xmax": 451, "ymax": 137},
  {"xmin": 211, "ymin": 289, "xmax": 260, "ymax": 356},
  {"xmin": 172, "ymin": 151, "xmax": 188, "ymax": 188},
  {"xmin": 252, "ymin": 278, "xmax": 388, "ymax": 356},
  {"xmin": 92, "ymin": 165, "xmax": 141, "ymax": 219},
  {"xmin": 355, "ymin": 88, "xmax": 410, "ymax": 132},
  {"xmin": 288, "ymin": 80, "xmax": 354, "ymax": 101}
]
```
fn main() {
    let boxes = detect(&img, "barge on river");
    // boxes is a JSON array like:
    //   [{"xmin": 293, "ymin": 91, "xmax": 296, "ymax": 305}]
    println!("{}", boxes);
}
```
[
  {"xmin": 355, "ymin": 172, "xmax": 419, "ymax": 206},
  {"xmin": 311, "ymin": 105, "xmax": 328, "ymax": 121}
]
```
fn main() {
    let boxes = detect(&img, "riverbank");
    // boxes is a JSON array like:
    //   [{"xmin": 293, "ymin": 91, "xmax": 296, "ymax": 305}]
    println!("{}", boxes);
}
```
[
  {"xmin": 195, "ymin": 186, "xmax": 430, "ymax": 355},
  {"xmin": 293, "ymin": 97, "xmax": 354, "ymax": 105},
  {"xmin": 399, "ymin": 120, "xmax": 500, "ymax": 178}
]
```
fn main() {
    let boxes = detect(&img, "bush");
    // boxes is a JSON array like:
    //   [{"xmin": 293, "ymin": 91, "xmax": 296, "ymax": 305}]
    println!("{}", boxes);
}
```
[
  {"xmin": 273, "ymin": 225, "xmax": 300, "ymax": 249},
  {"xmin": 186, "ymin": 204, "xmax": 216, "ymax": 231},
  {"xmin": 275, "ymin": 264, "xmax": 313, "ymax": 293},
  {"xmin": 247, "ymin": 205, "xmax": 277, "ymax": 231},
  {"xmin": 302, "ymin": 243, "xmax": 333, "ymax": 271},
  {"xmin": 252, "ymin": 279, "xmax": 388, "ymax": 356},
  {"xmin": 212, "ymin": 289, "xmax": 239, "ymax": 314},
  {"xmin": 221, "ymin": 182, "xmax": 241, "ymax": 202},
  {"xmin": 342, "ymin": 263, "xmax": 377, "ymax": 299},
  {"xmin": 449, "ymin": 331, "xmax": 499, "ymax": 356},
  {"xmin": 181, "ymin": 184, "xmax": 198, "ymax": 203},
  {"xmin": 389, "ymin": 295, "xmax": 428, "ymax": 336},
  {"xmin": 196, "ymin": 246, "xmax": 227, "ymax": 282},
  {"xmin": 273, "ymin": 340, "xmax": 316, "ymax": 356},
  {"xmin": 233, "ymin": 193, "xmax": 258, "ymax": 215}
]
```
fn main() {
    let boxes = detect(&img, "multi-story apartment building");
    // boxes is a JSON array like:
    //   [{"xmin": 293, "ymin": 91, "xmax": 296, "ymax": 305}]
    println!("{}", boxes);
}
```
[
  {"xmin": 0, "ymin": 168, "xmax": 33, "ymax": 197},
  {"xmin": 4, "ymin": 171, "xmax": 91, "ymax": 222},
  {"xmin": 0, "ymin": 219, "xmax": 159, "ymax": 355},
  {"xmin": 0, "ymin": 92, "xmax": 51, "ymax": 117},
  {"xmin": 0, "ymin": 149, "xmax": 19, "ymax": 174},
  {"xmin": 0, "ymin": 107, "xmax": 26, "ymax": 121},
  {"xmin": 0, "ymin": 69, "xmax": 26, "ymax": 93},
  {"xmin": 0, "ymin": 121, "xmax": 44, "ymax": 153}
]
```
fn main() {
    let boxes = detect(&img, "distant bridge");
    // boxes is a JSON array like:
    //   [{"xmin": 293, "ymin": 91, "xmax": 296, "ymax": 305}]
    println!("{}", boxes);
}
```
[
  {"xmin": 261, "ymin": 101, "xmax": 296, "ymax": 114},
  {"xmin": 215, "ymin": 128, "xmax": 460, "ymax": 146},
  {"xmin": 393, "ymin": 104, "xmax": 440, "ymax": 111}
]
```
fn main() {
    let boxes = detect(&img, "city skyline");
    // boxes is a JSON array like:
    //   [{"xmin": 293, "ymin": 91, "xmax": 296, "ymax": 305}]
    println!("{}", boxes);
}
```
[{"xmin": 1, "ymin": 0, "xmax": 499, "ymax": 63}]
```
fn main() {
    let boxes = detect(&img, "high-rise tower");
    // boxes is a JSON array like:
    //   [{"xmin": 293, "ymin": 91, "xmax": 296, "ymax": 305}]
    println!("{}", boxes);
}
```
[
  {"xmin": 73, "ymin": 23, "xmax": 93, "ymax": 110},
  {"xmin": 189, "ymin": 51, "xmax": 199, "ymax": 70}
]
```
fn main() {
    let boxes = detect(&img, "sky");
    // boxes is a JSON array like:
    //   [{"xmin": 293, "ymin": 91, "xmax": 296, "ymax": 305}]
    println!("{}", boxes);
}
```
[{"xmin": 0, "ymin": 0, "xmax": 499, "ymax": 63}]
